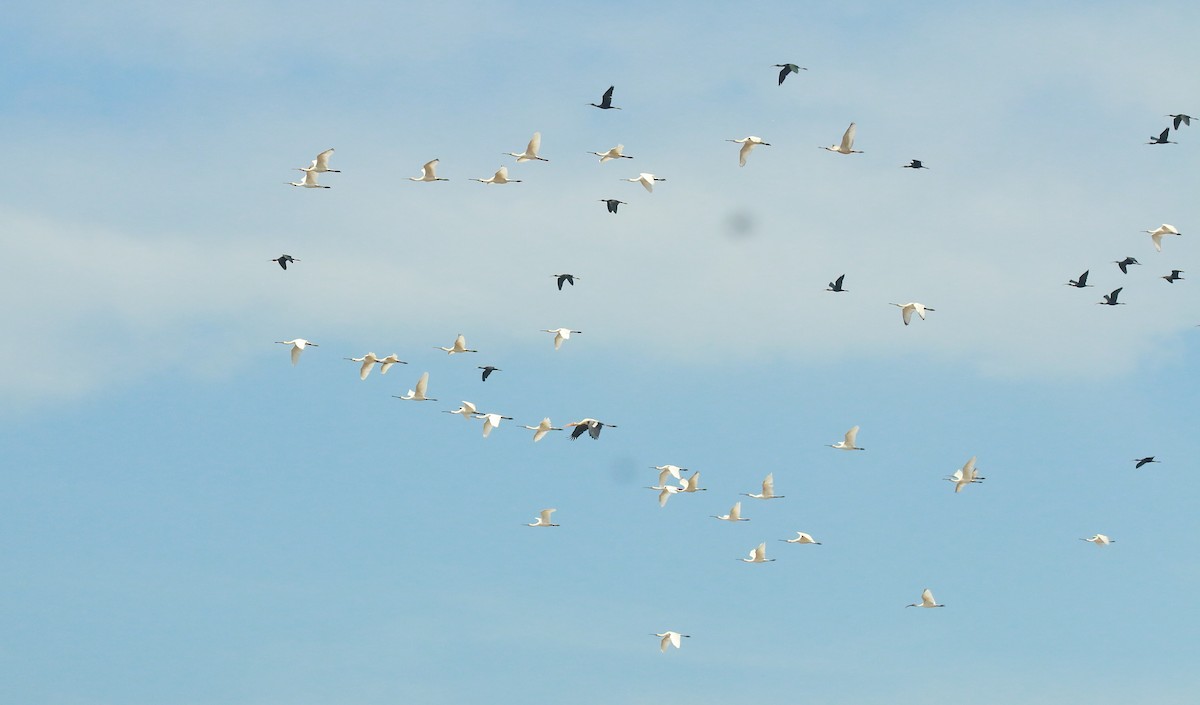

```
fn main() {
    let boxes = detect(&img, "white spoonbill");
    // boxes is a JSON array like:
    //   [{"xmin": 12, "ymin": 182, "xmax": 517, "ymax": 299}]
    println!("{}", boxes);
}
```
[
  {"xmin": 476, "ymin": 412, "xmax": 514, "ymax": 438},
  {"xmin": 436, "ymin": 334, "xmax": 477, "ymax": 355},
  {"xmin": 1081, "ymin": 534, "xmax": 1114, "ymax": 546},
  {"xmin": 565, "ymin": 418, "xmax": 616, "ymax": 440},
  {"xmin": 521, "ymin": 418, "xmax": 562, "ymax": 442},
  {"xmin": 409, "ymin": 159, "xmax": 448, "ymax": 182},
  {"xmin": 624, "ymin": 173, "xmax": 665, "ymax": 192},
  {"xmin": 740, "ymin": 542, "xmax": 775, "ymax": 563},
  {"xmin": 742, "ymin": 473, "xmax": 784, "ymax": 499},
  {"xmin": 589, "ymin": 144, "xmax": 633, "ymax": 162},
  {"xmin": 828, "ymin": 426, "xmax": 865, "ymax": 451},
  {"xmin": 907, "ymin": 588, "xmax": 944, "ymax": 608},
  {"xmin": 505, "ymin": 132, "xmax": 548, "ymax": 162},
  {"xmin": 276, "ymin": 338, "xmax": 317, "ymax": 366},
  {"xmin": 297, "ymin": 148, "xmax": 339, "ymax": 173},
  {"xmin": 652, "ymin": 465, "xmax": 688, "ymax": 485},
  {"xmin": 471, "ymin": 166, "xmax": 521, "ymax": 184},
  {"xmin": 727, "ymin": 136, "xmax": 770, "ymax": 167},
  {"xmin": 394, "ymin": 372, "xmax": 436, "ymax": 401},
  {"xmin": 712, "ymin": 501, "xmax": 748, "ymax": 522},
  {"xmin": 680, "ymin": 472, "xmax": 706, "ymax": 493},
  {"xmin": 287, "ymin": 170, "xmax": 330, "ymax": 188},
  {"xmin": 890, "ymin": 302, "xmax": 934, "ymax": 325},
  {"xmin": 946, "ymin": 456, "xmax": 985, "ymax": 493},
  {"xmin": 345, "ymin": 352, "xmax": 381, "ymax": 380},
  {"xmin": 444, "ymin": 401, "xmax": 479, "ymax": 420},
  {"xmin": 527, "ymin": 508, "xmax": 558, "ymax": 527},
  {"xmin": 823, "ymin": 123, "xmax": 863, "ymax": 154},
  {"xmin": 647, "ymin": 483, "xmax": 683, "ymax": 507},
  {"xmin": 542, "ymin": 328, "xmax": 581, "ymax": 350},
  {"xmin": 1143, "ymin": 223, "xmax": 1181, "ymax": 252},
  {"xmin": 781, "ymin": 532, "xmax": 821, "ymax": 545},
  {"xmin": 653, "ymin": 631, "xmax": 689, "ymax": 653},
  {"xmin": 378, "ymin": 354, "xmax": 407, "ymax": 374}
]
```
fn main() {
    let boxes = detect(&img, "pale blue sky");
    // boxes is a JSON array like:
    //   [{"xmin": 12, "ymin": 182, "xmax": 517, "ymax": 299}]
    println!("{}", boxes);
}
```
[{"xmin": 2, "ymin": 2, "xmax": 1198, "ymax": 704}]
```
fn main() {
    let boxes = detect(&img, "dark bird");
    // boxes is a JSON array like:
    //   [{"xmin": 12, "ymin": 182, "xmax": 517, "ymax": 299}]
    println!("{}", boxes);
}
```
[
  {"xmin": 1114, "ymin": 257, "xmax": 1139, "ymax": 274},
  {"xmin": 553, "ymin": 273, "xmax": 579, "ymax": 290},
  {"xmin": 773, "ymin": 63, "xmax": 807, "ymax": 85},
  {"xmin": 478, "ymin": 365, "xmax": 500, "ymax": 382},
  {"xmin": 1163, "ymin": 269, "xmax": 1185, "ymax": 283},
  {"xmin": 902, "ymin": 159, "xmax": 928, "ymax": 169},
  {"xmin": 1148, "ymin": 128, "xmax": 1177, "ymax": 145},
  {"xmin": 566, "ymin": 418, "xmax": 616, "ymax": 440},
  {"xmin": 599, "ymin": 199, "xmax": 626, "ymax": 214},
  {"xmin": 590, "ymin": 85, "xmax": 621, "ymax": 110},
  {"xmin": 271, "ymin": 254, "xmax": 299, "ymax": 270},
  {"xmin": 1098, "ymin": 287, "xmax": 1126, "ymax": 306},
  {"xmin": 826, "ymin": 274, "xmax": 847, "ymax": 292},
  {"xmin": 1066, "ymin": 270, "xmax": 1092, "ymax": 288},
  {"xmin": 1168, "ymin": 113, "xmax": 1192, "ymax": 130},
  {"xmin": 1133, "ymin": 456, "xmax": 1160, "ymax": 469}
]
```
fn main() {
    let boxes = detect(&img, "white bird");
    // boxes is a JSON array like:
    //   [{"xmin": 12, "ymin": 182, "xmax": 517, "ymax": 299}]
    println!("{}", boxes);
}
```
[
  {"xmin": 652, "ymin": 465, "xmax": 688, "ymax": 485},
  {"xmin": 653, "ymin": 631, "xmax": 689, "ymax": 653},
  {"xmin": 648, "ymin": 483, "xmax": 684, "ymax": 507},
  {"xmin": 781, "ymin": 532, "xmax": 821, "ymax": 545},
  {"xmin": 443, "ymin": 401, "xmax": 479, "ymax": 420},
  {"xmin": 476, "ymin": 412, "xmax": 514, "ymax": 438},
  {"xmin": 378, "ymin": 354, "xmax": 407, "ymax": 374},
  {"xmin": 275, "ymin": 338, "xmax": 317, "ymax": 366},
  {"xmin": 286, "ymin": 169, "xmax": 330, "ymax": 188},
  {"xmin": 823, "ymin": 123, "xmax": 863, "ymax": 154},
  {"xmin": 505, "ymin": 132, "xmax": 548, "ymax": 162},
  {"xmin": 1143, "ymin": 223, "xmax": 1182, "ymax": 252},
  {"xmin": 727, "ymin": 136, "xmax": 770, "ymax": 167},
  {"xmin": 680, "ymin": 472, "xmax": 706, "ymax": 493},
  {"xmin": 712, "ymin": 501, "xmax": 749, "ymax": 522},
  {"xmin": 297, "ymin": 148, "xmax": 339, "ymax": 173},
  {"xmin": 946, "ymin": 456, "xmax": 985, "ymax": 493},
  {"xmin": 906, "ymin": 588, "xmax": 944, "ymax": 608},
  {"xmin": 345, "ymin": 352, "xmax": 381, "ymax": 380},
  {"xmin": 394, "ymin": 371, "xmax": 436, "ymax": 401},
  {"xmin": 828, "ymin": 426, "xmax": 865, "ymax": 451},
  {"xmin": 740, "ymin": 542, "xmax": 775, "ymax": 563},
  {"xmin": 435, "ymin": 334, "xmax": 478, "ymax": 355},
  {"xmin": 542, "ymin": 328, "xmax": 581, "ymax": 351},
  {"xmin": 527, "ymin": 508, "xmax": 558, "ymax": 527},
  {"xmin": 471, "ymin": 166, "xmax": 521, "ymax": 184},
  {"xmin": 1081, "ymin": 534, "xmax": 1114, "ymax": 546},
  {"xmin": 565, "ymin": 418, "xmax": 616, "ymax": 440},
  {"xmin": 521, "ymin": 417, "xmax": 562, "ymax": 442},
  {"xmin": 589, "ymin": 144, "xmax": 633, "ymax": 162},
  {"xmin": 623, "ymin": 173, "xmax": 666, "ymax": 192},
  {"xmin": 742, "ymin": 472, "xmax": 784, "ymax": 499},
  {"xmin": 409, "ymin": 159, "xmax": 448, "ymax": 182},
  {"xmin": 890, "ymin": 302, "xmax": 935, "ymax": 326}
]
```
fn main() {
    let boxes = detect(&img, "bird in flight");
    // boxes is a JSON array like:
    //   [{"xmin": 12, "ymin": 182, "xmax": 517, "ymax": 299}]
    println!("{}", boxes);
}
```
[
  {"xmin": 287, "ymin": 170, "xmax": 330, "ymax": 188},
  {"xmin": 378, "ymin": 354, "xmax": 406, "ymax": 375},
  {"xmin": 271, "ymin": 254, "xmax": 299, "ymax": 270},
  {"xmin": 739, "ymin": 542, "xmax": 775, "ymax": 563},
  {"xmin": 505, "ymin": 132, "xmax": 549, "ymax": 162},
  {"xmin": 476, "ymin": 412, "xmax": 514, "ymax": 438},
  {"xmin": 946, "ymin": 456, "xmax": 985, "ymax": 493},
  {"xmin": 276, "ymin": 338, "xmax": 317, "ymax": 366},
  {"xmin": 542, "ymin": 328, "xmax": 581, "ymax": 350},
  {"xmin": 443, "ymin": 401, "xmax": 479, "ymax": 420},
  {"xmin": 828, "ymin": 425, "xmax": 864, "ymax": 450},
  {"xmin": 902, "ymin": 159, "xmax": 928, "ymax": 169},
  {"xmin": 521, "ymin": 418, "xmax": 563, "ymax": 443},
  {"xmin": 653, "ymin": 631, "xmax": 689, "ymax": 653},
  {"xmin": 1113, "ymin": 257, "xmax": 1139, "ymax": 274},
  {"xmin": 1066, "ymin": 270, "xmax": 1092, "ymax": 288},
  {"xmin": 1162, "ymin": 269, "xmax": 1184, "ymax": 283},
  {"xmin": 727, "ymin": 136, "xmax": 770, "ymax": 167},
  {"xmin": 906, "ymin": 588, "xmax": 944, "ymax": 608},
  {"xmin": 589, "ymin": 144, "xmax": 633, "ymax": 162},
  {"xmin": 590, "ymin": 85, "xmax": 621, "ymax": 109},
  {"xmin": 781, "ymin": 532, "xmax": 821, "ymax": 545},
  {"xmin": 891, "ymin": 302, "xmax": 934, "ymax": 325},
  {"xmin": 345, "ymin": 352, "xmax": 382, "ymax": 381},
  {"xmin": 565, "ymin": 418, "xmax": 615, "ymax": 440},
  {"xmin": 624, "ymin": 173, "xmax": 665, "ymax": 192},
  {"xmin": 1144, "ymin": 223, "xmax": 1182, "ymax": 252},
  {"xmin": 471, "ymin": 166, "xmax": 521, "ymax": 184},
  {"xmin": 712, "ymin": 501, "xmax": 748, "ymax": 522},
  {"xmin": 409, "ymin": 159, "xmax": 448, "ymax": 182},
  {"xmin": 394, "ymin": 371, "xmax": 436, "ymax": 401},
  {"xmin": 1098, "ymin": 287, "xmax": 1125, "ymax": 306},
  {"xmin": 1133, "ymin": 456, "xmax": 1160, "ymax": 469},
  {"xmin": 435, "ymin": 334, "xmax": 477, "ymax": 355},
  {"xmin": 742, "ymin": 473, "xmax": 784, "ymax": 500},
  {"xmin": 773, "ymin": 63, "xmax": 806, "ymax": 85},
  {"xmin": 297, "ymin": 148, "xmax": 339, "ymax": 173},
  {"xmin": 599, "ymin": 199, "xmax": 626, "ymax": 214},
  {"xmin": 827, "ymin": 274, "xmax": 847, "ymax": 292},
  {"xmin": 1081, "ymin": 534, "xmax": 1114, "ymax": 546},
  {"xmin": 1168, "ymin": 113, "xmax": 1192, "ymax": 130},
  {"xmin": 823, "ymin": 123, "xmax": 863, "ymax": 154},
  {"xmin": 527, "ymin": 508, "xmax": 559, "ymax": 527},
  {"xmin": 478, "ymin": 366, "xmax": 500, "ymax": 381},
  {"xmin": 1148, "ymin": 128, "xmax": 1177, "ymax": 145},
  {"xmin": 553, "ymin": 273, "xmax": 580, "ymax": 290}
]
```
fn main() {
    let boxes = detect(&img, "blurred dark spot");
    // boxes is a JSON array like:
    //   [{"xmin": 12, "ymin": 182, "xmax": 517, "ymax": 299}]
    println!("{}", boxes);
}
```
[
  {"xmin": 725, "ymin": 209, "xmax": 756, "ymax": 239},
  {"xmin": 609, "ymin": 455, "xmax": 638, "ymax": 485}
]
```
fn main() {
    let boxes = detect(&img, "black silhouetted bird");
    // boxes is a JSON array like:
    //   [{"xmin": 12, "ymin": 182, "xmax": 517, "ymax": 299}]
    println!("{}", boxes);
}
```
[
  {"xmin": 1098, "ymin": 287, "xmax": 1125, "ymax": 305},
  {"xmin": 553, "ymin": 273, "xmax": 579, "ymax": 290},
  {"xmin": 478, "ymin": 366, "xmax": 500, "ymax": 382},
  {"xmin": 1114, "ymin": 257, "xmax": 1139, "ymax": 274},
  {"xmin": 1133, "ymin": 456, "xmax": 1160, "ymax": 468},
  {"xmin": 1148, "ymin": 128, "xmax": 1176, "ymax": 145},
  {"xmin": 272, "ymin": 254, "xmax": 299, "ymax": 270},
  {"xmin": 1168, "ymin": 114, "xmax": 1191, "ymax": 130},
  {"xmin": 826, "ymin": 274, "xmax": 847, "ymax": 292},
  {"xmin": 590, "ymin": 86, "xmax": 620, "ymax": 110},
  {"xmin": 1162, "ymin": 270, "xmax": 1184, "ymax": 283},
  {"xmin": 1066, "ymin": 270, "xmax": 1092, "ymax": 288},
  {"xmin": 902, "ymin": 160, "xmax": 928, "ymax": 169},
  {"xmin": 599, "ymin": 199, "xmax": 626, "ymax": 214},
  {"xmin": 773, "ymin": 63, "xmax": 807, "ymax": 85}
]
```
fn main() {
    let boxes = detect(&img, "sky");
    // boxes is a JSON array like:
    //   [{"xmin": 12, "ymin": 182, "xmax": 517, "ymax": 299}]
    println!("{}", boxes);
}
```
[{"xmin": 1, "ymin": 1, "xmax": 1198, "ymax": 703}]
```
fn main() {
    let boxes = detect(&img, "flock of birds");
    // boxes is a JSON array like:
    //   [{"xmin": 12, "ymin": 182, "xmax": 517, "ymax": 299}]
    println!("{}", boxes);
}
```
[{"xmin": 270, "ymin": 69, "xmax": 1189, "ymax": 654}]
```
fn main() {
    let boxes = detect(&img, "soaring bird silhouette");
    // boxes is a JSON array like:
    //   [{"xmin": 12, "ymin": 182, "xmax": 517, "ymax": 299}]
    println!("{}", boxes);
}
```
[
  {"xmin": 1148, "ymin": 128, "xmax": 1177, "ymax": 145},
  {"xmin": 902, "ymin": 159, "xmax": 928, "ymax": 169},
  {"xmin": 478, "ymin": 366, "xmax": 500, "ymax": 381},
  {"xmin": 599, "ymin": 199, "xmax": 626, "ymax": 214},
  {"xmin": 1066, "ymin": 270, "xmax": 1092, "ymax": 288},
  {"xmin": 271, "ymin": 254, "xmax": 299, "ymax": 270},
  {"xmin": 1114, "ymin": 257, "xmax": 1140, "ymax": 274},
  {"xmin": 827, "ymin": 274, "xmax": 847, "ymax": 292},
  {"xmin": 1162, "ymin": 269, "xmax": 1185, "ymax": 283},
  {"xmin": 553, "ymin": 274, "xmax": 579, "ymax": 290},
  {"xmin": 590, "ymin": 85, "xmax": 621, "ymax": 110},
  {"xmin": 565, "ymin": 418, "xmax": 615, "ymax": 440},
  {"xmin": 1133, "ymin": 456, "xmax": 1160, "ymax": 469},
  {"xmin": 773, "ymin": 63, "xmax": 807, "ymax": 85},
  {"xmin": 1098, "ymin": 287, "xmax": 1126, "ymax": 305},
  {"xmin": 1168, "ymin": 113, "xmax": 1192, "ymax": 130}
]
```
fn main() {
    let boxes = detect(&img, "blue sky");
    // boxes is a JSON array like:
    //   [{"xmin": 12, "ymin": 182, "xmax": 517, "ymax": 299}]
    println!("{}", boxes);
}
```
[{"xmin": 2, "ymin": 2, "xmax": 1198, "ymax": 703}]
